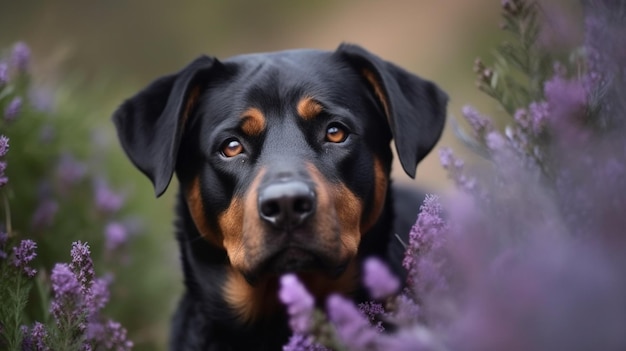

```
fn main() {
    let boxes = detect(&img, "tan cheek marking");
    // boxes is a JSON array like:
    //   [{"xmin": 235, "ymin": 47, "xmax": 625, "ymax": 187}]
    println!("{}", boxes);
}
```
[
  {"xmin": 181, "ymin": 85, "xmax": 201, "ymax": 129},
  {"xmin": 223, "ymin": 269, "xmax": 278, "ymax": 323},
  {"xmin": 297, "ymin": 96, "xmax": 323, "ymax": 120},
  {"xmin": 334, "ymin": 183, "xmax": 362, "ymax": 256},
  {"xmin": 185, "ymin": 176, "xmax": 222, "ymax": 247},
  {"xmin": 306, "ymin": 163, "xmax": 361, "ymax": 258},
  {"xmin": 361, "ymin": 157, "xmax": 388, "ymax": 233},
  {"xmin": 241, "ymin": 107, "xmax": 266, "ymax": 136},
  {"xmin": 362, "ymin": 69, "xmax": 390, "ymax": 120},
  {"xmin": 219, "ymin": 168, "xmax": 266, "ymax": 273},
  {"xmin": 241, "ymin": 168, "xmax": 267, "ymax": 271},
  {"xmin": 306, "ymin": 164, "xmax": 337, "ymax": 239},
  {"xmin": 218, "ymin": 198, "xmax": 244, "ymax": 267}
]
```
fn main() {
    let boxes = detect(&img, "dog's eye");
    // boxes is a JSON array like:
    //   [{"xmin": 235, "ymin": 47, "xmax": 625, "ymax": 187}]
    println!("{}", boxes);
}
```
[
  {"xmin": 221, "ymin": 138, "xmax": 244, "ymax": 157},
  {"xmin": 325, "ymin": 124, "xmax": 348, "ymax": 143}
]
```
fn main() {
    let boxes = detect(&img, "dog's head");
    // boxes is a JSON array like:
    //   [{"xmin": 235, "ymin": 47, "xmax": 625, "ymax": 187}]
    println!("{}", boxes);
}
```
[{"xmin": 113, "ymin": 43, "xmax": 446, "ymax": 319}]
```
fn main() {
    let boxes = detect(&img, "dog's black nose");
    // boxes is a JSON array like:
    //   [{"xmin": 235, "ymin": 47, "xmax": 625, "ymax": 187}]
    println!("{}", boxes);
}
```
[{"xmin": 258, "ymin": 181, "xmax": 316, "ymax": 230}]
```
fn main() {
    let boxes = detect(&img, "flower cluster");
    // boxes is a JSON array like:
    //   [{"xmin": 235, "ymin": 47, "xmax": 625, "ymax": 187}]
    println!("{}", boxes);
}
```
[
  {"xmin": 277, "ymin": 1, "xmax": 626, "ymax": 350},
  {"xmin": 11, "ymin": 239, "xmax": 37, "ymax": 277},
  {"xmin": 46, "ymin": 241, "xmax": 132, "ymax": 350},
  {"xmin": 0, "ymin": 41, "xmax": 138, "ymax": 350}
]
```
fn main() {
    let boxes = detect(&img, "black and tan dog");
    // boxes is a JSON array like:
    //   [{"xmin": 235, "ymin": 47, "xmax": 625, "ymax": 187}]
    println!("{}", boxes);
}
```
[{"xmin": 113, "ymin": 43, "xmax": 447, "ymax": 350}]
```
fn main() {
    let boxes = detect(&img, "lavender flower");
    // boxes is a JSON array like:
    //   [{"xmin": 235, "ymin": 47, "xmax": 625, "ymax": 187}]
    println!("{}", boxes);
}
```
[
  {"xmin": 50, "ymin": 263, "xmax": 84, "ymax": 328},
  {"xmin": 87, "ymin": 276, "xmax": 111, "ymax": 316},
  {"xmin": 11, "ymin": 42, "xmax": 30, "ymax": 72},
  {"xmin": 31, "ymin": 199, "xmax": 59, "ymax": 229},
  {"xmin": 439, "ymin": 148, "xmax": 476, "ymax": 193},
  {"xmin": 279, "ymin": 274, "xmax": 315, "ymax": 334},
  {"xmin": 362, "ymin": 257, "xmax": 399, "ymax": 300},
  {"xmin": 104, "ymin": 221, "xmax": 129, "ymax": 252},
  {"xmin": 21, "ymin": 322, "xmax": 50, "ymax": 351},
  {"xmin": 0, "ymin": 62, "xmax": 7, "ymax": 85},
  {"xmin": 11, "ymin": 239, "xmax": 38, "ymax": 277},
  {"xmin": 4, "ymin": 96, "xmax": 22, "ymax": 120},
  {"xmin": 94, "ymin": 178, "xmax": 125, "ymax": 213},
  {"xmin": 283, "ymin": 334, "xmax": 329, "ymax": 351},
  {"xmin": 357, "ymin": 301, "xmax": 385, "ymax": 332},
  {"xmin": 402, "ymin": 195, "xmax": 447, "ymax": 274},
  {"xmin": 0, "ymin": 135, "xmax": 10, "ymax": 157},
  {"xmin": 461, "ymin": 105, "xmax": 494, "ymax": 138},
  {"xmin": 0, "ymin": 161, "xmax": 8, "ymax": 187},
  {"xmin": 101, "ymin": 320, "xmax": 133, "ymax": 351},
  {"xmin": 56, "ymin": 153, "xmax": 87, "ymax": 189},
  {"xmin": 70, "ymin": 241, "xmax": 94, "ymax": 294},
  {"xmin": 544, "ymin": 73, "xmax": 589, "ymax": 140},
  {"xmin": 326, "ymin": 294, "xmax": 379, "ymax": 351}
]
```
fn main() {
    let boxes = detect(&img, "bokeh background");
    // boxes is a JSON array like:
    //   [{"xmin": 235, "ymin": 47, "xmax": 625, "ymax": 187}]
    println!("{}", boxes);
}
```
[{"xmin": 0, "ymin": 1, "xmax": 576, "ymax": 349}]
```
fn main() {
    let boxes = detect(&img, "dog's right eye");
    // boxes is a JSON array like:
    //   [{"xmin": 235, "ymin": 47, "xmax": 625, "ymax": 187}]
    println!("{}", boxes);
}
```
[{"xmin": 221, "ymin": 138, "xmax": 244, "ymax": 157}]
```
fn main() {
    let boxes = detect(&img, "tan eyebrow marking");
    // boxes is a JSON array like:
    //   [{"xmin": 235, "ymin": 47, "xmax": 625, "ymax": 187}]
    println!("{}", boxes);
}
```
[
  {"xmin": 240, "ymin": 107, "xmax": 266, "ymax": 136},
  {"xmin": 297, "ymin": 96, "xmax": 323, "ymax": 120}
]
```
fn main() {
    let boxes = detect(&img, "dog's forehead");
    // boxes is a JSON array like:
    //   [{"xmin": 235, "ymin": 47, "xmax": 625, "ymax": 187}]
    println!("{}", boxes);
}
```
[{"xmin": 222, "ymin": 49, "xmax": 359, "ymax": 102}]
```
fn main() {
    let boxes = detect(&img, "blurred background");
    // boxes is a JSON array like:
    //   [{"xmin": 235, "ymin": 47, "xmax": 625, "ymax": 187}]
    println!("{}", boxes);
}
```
[{"xmin": 0, "ymin": 1, "xmax": 576, "ymax": 349}]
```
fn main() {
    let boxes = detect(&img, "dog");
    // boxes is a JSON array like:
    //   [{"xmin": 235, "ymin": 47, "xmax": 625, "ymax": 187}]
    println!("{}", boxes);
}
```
[{"xmin": 113, "ymin": 43, "xmax": 447, "ymax": 350}]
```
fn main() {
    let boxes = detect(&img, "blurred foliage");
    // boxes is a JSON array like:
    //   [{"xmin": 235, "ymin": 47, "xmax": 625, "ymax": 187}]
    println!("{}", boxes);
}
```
[{"xmin": 0, "ymin": 42, "xmax": 179, "ymax": 350}]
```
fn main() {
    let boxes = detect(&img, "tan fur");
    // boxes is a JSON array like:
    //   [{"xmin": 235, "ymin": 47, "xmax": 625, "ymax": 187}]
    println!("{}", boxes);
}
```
[{"xmin": 296, "ymin": 96, "xmax": 323, "ymax": 120}]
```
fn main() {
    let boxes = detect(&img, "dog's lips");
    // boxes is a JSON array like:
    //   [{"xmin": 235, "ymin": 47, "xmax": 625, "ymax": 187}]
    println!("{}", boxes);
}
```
[
  {"xmin": 266, "ymin": 247, "xmax": 319, "ymax": 274},
  {"xmin": 243, "ymin": 245, "xmax": 348, "ymax": 285}
]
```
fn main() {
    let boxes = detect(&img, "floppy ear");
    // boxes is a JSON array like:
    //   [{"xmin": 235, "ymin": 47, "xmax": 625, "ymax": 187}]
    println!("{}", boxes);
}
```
[
  {"xmin": 336, "ymin": 43, "xmax": 448, "ymax": 178},
  {"xmin": 112, "ymin": 55, "xmax": 218, "ymax": 197}
]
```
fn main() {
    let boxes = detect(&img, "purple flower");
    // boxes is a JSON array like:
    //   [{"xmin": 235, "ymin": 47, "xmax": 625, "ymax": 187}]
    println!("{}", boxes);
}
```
[
  {"xmin": 87, "ymin": 276, "xmax": 111, "ymax": 316},
  {"xmin": 439, "ymin": 148, "xmax": 476, "ymax": 193},
  {"xmin": 544, "ymin": 74, "xmax": 589, "ymax": 141},
  {"xmin": 279, "ymin": 274, "xmax": 314, "ymax": 334},
  {"xmin": 283, "ymin": 334, "xmax": 330, "ymax": 351},
  {"xmin": 403, "ymin": 195, "xmax": 447, "ymax": 273},
  {"xmin": 105, "ymin": 221, "xmax": 129, "ymax": 252},
  {"xmin": 4, "ymin": 96, "xmax": 22, "ymax": 120},
  {"xmin": 94, "ymin": 178, "xmax": 125, "ymax": 213},
  {"xmin": 0, "ymin": 135, "xmax": 10, "ymax": 157},
  {"xmin": 461, "ymin": 105, "xmax": 494, "ymax": 138},
  {"xmin": 0, "ymin": 62, "xmax": 7, "ymax": 85},
  {"xmin": 56, "ymin": 153, "xmax": 87, "ymax": 189},
  {"xmin": 528, "ymin": 101, "xmax": 549, "ymax": 135},
  {"xmin": 326, "ymin": 294, "xmax": 379, "ymax": 351},
  {"xmin": 357, "ymin": 301, "xmax": 386, "ymax": 332},
  {"xmin": 362, "ymin": 257, "xmax": 399, "ymax": 299},
  {"xmin": 11, "ymin": 42, "xmax": 30, "ymax": 72},
  {"xmin": 31, "ymin": 199, "xmax": 59, "ymax": 230},
  {"xmin": 102, "ymin": 320, "xmax": 133, "ymax": 350},
  {"xmin": 21, "ymin": 322, "xmax": 50, "ymax": 351},
  {"xmin": 0, "ymin": 161, "xmax": 8, "ymax": 187},
  {"xmin": 485, "ymin": 131, "xmax": 507, "ymax": 151},
  {"xmin": 50, "ymin": 263, "xmax": 84, "ymax": 327},
  {"xmin": 11, "ymin": 239, "xmax": 37, "ymax": 277},
  {"xmin": 70, "ymin": 241, "xmax": 95, "ymax": 294}
]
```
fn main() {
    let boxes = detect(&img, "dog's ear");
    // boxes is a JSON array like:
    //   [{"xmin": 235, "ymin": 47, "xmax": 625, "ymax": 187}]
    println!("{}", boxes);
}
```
[
  {"xmin": 336, "ymin": 43, "xmax": 448, "ymax": 178},
  {"xmin": 112, "ymin": 56, "xmax": 218, "ymax": 197}
]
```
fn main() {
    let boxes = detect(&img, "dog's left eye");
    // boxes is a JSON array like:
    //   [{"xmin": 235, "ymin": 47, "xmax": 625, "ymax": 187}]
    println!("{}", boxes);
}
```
[
  {"xmin": 325, "ymin": 123, "xmax": 349, "ymax": 143},
  {"xmin": 221, "ymin": 138, "xmax": 244, "ymax": 157}
]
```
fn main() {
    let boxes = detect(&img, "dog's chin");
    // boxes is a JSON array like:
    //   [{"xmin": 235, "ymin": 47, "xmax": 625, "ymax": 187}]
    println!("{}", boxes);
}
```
[{"xmin": 242, "ymin": 247, "xmax": 348, "ymax": 285}]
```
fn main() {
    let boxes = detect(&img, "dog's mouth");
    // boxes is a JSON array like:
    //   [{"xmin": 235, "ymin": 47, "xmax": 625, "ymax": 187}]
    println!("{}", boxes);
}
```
[{"xmin": 242, "ymin": 246, "xmax": 348, "ymax": 285}]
